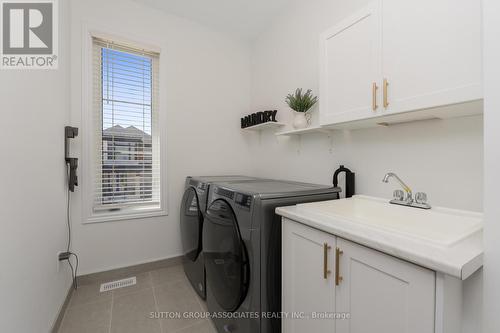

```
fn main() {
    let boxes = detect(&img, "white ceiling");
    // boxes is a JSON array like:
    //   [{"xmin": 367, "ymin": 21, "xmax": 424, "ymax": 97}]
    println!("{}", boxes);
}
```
[{"xmin": 132, "ymin": 0, "xmax": 291, "ymax": 40}]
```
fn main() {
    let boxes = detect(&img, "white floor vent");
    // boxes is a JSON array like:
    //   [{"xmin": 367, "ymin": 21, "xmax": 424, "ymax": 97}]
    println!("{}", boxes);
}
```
[{"xmin": 100, "ymin": 277, "xmax": 137, "ymax": 292}]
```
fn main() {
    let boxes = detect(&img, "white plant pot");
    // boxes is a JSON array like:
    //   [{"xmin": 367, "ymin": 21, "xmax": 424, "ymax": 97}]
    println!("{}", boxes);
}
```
[{"xmin": 292, "ymin": 112, "xmax": 309, "ymax": 129}]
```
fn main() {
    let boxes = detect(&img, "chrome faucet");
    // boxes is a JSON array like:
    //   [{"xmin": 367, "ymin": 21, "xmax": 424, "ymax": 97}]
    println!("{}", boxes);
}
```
[
  {"xmin": 382, "ymin": 172, "xmax": 413, "ymax": 203},
  {"xmin": 382, "ymin": 172, "xmax": 431, "ymax": 209}
]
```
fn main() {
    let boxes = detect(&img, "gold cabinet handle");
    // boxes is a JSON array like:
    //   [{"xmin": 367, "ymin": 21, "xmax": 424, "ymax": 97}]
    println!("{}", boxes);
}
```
[
  {"xmin": 335, "ymin": 247, "xmax": 343, "ymax": 286},
  {"xmin": 372, "ymin": 82, "xmax": 378, "ymax": 111},
  {"xmin": 383, "ymin": 78, "xmax": 389, "ymax": 108},
  {"xmin": 323, "ymin": 243, "xmax": 332, "ymax": 279}
]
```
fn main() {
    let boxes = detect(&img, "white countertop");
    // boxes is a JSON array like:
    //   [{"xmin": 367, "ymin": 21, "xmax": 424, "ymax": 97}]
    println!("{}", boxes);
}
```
[{"xmin": 276, "ymin": 195, "xmax": 483, "ymax": 280}]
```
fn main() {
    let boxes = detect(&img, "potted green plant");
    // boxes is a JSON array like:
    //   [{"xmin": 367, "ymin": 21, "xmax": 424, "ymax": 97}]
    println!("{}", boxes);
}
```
[{"xmin": 285, "ymin": 88, "xmax": 318, "ymax": 129}]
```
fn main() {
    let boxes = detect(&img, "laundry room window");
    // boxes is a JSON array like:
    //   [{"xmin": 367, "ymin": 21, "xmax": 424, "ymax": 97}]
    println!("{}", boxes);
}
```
[{"xmin": 88, "ymin": 36, "xmax": 165, "ymax": 222}]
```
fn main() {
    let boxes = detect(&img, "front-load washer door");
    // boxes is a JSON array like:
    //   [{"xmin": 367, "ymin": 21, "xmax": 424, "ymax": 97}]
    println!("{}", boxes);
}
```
[
  {"xmin": 204, "ymin": 199, "xmax": 249, "ymax": 312},
  {"xmin": 180, "ymin": 187, "xmax": 203, "ymax": 261}
]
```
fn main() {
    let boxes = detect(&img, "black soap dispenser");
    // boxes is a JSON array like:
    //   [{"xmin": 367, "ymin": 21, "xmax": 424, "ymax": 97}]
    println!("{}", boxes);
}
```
[{"xmin": 333, "ymin": 165, "xmax": 355, "ymax": 198}]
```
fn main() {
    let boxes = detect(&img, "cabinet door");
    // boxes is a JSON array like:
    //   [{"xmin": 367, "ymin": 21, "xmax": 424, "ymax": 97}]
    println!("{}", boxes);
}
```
[
  {"xmin": 335, "ymin": 238, "xmax": 435, "ymax": 333},
  {"xmin": 282, "ymin": 219, "xmax": 336, "ymax": 333},
  {"xmin": 381, "ymin": 0, "xmax": 482, "ymax": 115},
  {"xmin": 320, "ymin": 1, "xmax": 382, "ymax": 125}
]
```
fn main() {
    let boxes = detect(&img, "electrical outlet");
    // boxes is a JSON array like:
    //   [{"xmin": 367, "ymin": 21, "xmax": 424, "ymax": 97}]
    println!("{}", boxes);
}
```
[
  {"xmin": 57, "ymin": 251, "xmax": 72, "ymax": 272},
  {"xmin": 57, "ymin": 251, "xmax": 63, "ymax": 272},
  {"xmin": 59, "ymin": 252, "xmax": 71, "ymax": 261}
]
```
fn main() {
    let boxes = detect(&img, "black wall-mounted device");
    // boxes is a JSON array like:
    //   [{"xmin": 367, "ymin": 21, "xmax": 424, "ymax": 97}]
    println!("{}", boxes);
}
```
[
  {"xmin": 333, "ymin": 165, "xmax": 355, "ymax": 198},
  {"xmin": 65, "ymin": 126, "xmax": 79, "ymax": 192}
]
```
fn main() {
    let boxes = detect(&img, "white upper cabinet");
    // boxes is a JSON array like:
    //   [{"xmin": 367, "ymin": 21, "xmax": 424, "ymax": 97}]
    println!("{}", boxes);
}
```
[
  {"xmin": 320, "ymin": 0, "xmax": 482, "ymax": 127},
  {"xmin": 320, "ymin": 2, "xmax": 382, "ymax": 125},
  {"xmin": 381, "ymin": 0, "xmax": 482, "ymax": 115}
]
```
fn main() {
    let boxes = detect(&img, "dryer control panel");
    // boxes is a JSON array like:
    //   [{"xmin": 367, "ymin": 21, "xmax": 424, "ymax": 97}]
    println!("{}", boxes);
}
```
[
  {"xmin": 235, "ymin": 193, "xmax": 252, "ymax": 209},
  {"xmin": 214, "ymin": 186, "xmax": 252, "ymax": 210},
  {"xmin": 215, "ymin": 187, "xmax": 235, "ymax": 200}
]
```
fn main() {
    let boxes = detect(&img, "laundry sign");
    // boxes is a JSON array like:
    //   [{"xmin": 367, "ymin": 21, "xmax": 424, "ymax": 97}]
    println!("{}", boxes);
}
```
[{"xmin": 241, "ymin": 110, "xmax": 278, "ymax": 129}]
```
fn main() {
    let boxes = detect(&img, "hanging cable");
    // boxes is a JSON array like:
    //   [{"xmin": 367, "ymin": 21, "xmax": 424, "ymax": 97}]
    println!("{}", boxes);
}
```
[{"xmin": 64, "ymin": 165, "xmax": 80, "ymax": 290}]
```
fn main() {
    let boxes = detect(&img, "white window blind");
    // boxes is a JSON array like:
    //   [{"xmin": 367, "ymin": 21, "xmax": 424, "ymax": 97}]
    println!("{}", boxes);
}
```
[{"xmin": 92, "ymin": 37, "xmax": 160, "ymax": 212}]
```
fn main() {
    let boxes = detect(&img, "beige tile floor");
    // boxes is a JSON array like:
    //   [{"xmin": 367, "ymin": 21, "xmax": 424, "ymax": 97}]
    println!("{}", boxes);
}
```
[{"xmin": 58, "ymin": 264, "xmax": 216, "ymax": 333}]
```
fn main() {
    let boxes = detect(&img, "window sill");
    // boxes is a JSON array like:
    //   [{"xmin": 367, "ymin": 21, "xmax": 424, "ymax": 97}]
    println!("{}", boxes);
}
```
[{"xmin": 84, "ymin": 205, "xmax": 167, "ymax": 224}]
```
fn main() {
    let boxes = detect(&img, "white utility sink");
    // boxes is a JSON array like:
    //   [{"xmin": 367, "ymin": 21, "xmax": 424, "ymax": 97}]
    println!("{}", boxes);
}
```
[{"xmin": 295, "ymin": 195, "xmax": 482, "ymax": 247}]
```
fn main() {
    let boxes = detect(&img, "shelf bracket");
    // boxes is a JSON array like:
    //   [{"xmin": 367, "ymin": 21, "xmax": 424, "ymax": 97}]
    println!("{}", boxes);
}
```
[
  {"xmin": 296, "ymin": 135, "xmax": 302, "ymax": 154},
  {"xmin": 328, "ymin": 132, "xmax": 334, "ymax": 154}
]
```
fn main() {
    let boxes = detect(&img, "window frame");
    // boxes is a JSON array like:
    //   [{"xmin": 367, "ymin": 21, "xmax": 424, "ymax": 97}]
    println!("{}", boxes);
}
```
[{"xmin": 81, "ymin": 27, "xmax": 168, "ymax": 224}]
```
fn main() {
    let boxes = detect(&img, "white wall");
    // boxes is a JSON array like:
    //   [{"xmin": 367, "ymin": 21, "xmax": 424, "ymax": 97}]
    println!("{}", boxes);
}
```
[
  {"xmin": 483, "ymin": 0, "xmax": 500, "ymax": 332},
  {"xmin": 250, "ymin": 0, "xmax": 483, "ymax": 211},
  {"xmin": 249, "ymin": 0, "xmax": 483, "ymax": 331},
  {"xmin": 69, "ymin": 0, "xmax": 254, "ymax": 275},
  {"xmin": 0, "ymin": 1, "xmax": 73, "ymax": 332}
]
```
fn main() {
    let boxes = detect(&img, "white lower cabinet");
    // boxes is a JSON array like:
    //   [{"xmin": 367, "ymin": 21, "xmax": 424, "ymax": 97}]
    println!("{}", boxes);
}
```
[
  {"xmin": 282, "ymin": 219, "xmax": 336, "ymax": 333},
  {"xmin": 282, "ymin": 219, "xmax": 435, "ymax": 333},
  {"xmin": 335, "ymin": 238, "xmax": 435, "ymax": 333}
]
